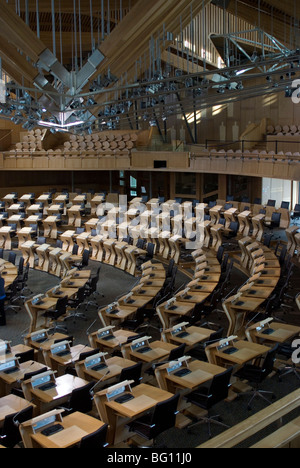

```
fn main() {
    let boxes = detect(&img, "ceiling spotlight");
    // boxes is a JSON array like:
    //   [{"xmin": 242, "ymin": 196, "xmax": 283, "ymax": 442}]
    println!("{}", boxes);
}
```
[
  {"xmin": 86, "ymin": 98, "xmax": 97, "ymax": 107},
  {"xmin": 11, "ymin": 112, "xmax": 24, "ymax": 125}
]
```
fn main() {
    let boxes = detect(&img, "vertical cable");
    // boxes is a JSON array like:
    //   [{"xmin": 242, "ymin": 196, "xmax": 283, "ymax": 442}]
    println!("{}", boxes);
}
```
[
  {"xmin": 25, "ymin": 0, "xmax": 29, "ymax": 25},
  {"xmin": 101, "ymin": 0, "xmax": 105, "ymax": 41},
  {"xmin": 36, "ymin": 0, "xmax": 40, "ymax": 39},
  {"xmin": 90, "ymin": 0, "xmax": 94, "ymax": 52},
  {"xmin": 107, "ymin": 0, "xmax": 110, "ymax": 35},
  {"xmin": 78, "ymin": 0, "xmax": 83, "ymax": 67},
  {"xmin": 73, "ymin": 0, "xmax": 78, "ymax": 70},
  {"xmin": 59, "ymin": 0, "xmax": 63, "ymax": 64},
  {"xmin": 51, "ymin": 0, "xmax": 56, "ymax": 57}
]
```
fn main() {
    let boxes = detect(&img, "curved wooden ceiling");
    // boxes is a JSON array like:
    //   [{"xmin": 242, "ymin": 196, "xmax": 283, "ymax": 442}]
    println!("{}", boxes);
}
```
[{"xmin": 0, "ymin": 0, "xmax": 298, "ymax": 126}]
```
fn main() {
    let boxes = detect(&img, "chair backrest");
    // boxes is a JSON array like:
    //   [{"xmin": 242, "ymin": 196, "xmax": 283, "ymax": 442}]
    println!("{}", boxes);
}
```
[
  {"xmin": 37, "ymin": 237, "xmax": 46, "ymax": 245},
  {"xmin": 136, "ymin": 239, "xmax": 145, "ymax": 249},
  {"xmin": 206, "ymin": 327, "xmax": 224, "ymax": 345},
  {"xmin": 82, "ymin": 250, "xmax": 90, "ymax": 266},
  {"xmin": 205, "ymin": 367, "xmax": 233, "ymax": 409},
  {"xmin": 23, "ymin": 367, "xmax": 48, "ymax": 381},
  {"xmin": 72, "ymin": 244, "xmax": 79, "ymax": 255},
  {"xmin": 271, "ymin": 212, "xmax": 281, "ymax": 225},
  {"xmin": 217, "ymin": 245, "xmax": 225, "ymax": 264},
  {"xmin": 76, "ymin": 286, "xmax": 87, "ymax": 302},
  {"xmin": 56, "ymin": 296, "xmax": 69, "ymax": 314},
  {"xmin": 166, "ymin": 259, "xmax": 175, "ymax": 278},
  {"xmin": 89, "ymin": 276, "xmax": 98, "ymax": 293},
  {"xmin": 263, "ymin": 233, "xmax": 273, "ymax": 247},
  {"xmin": 119, "ymin": 362, "xmax": 143, "ymax": 387},
  {"xmin": 15, "ymin": 348, "xmax": 35, "ymax": 364},
  {"xmin": 2, "ymin": 406, "xmax": 33, "ymax": 448},
  {"xmin": 68, "ymin": 381, "xmax": 96, "ymax": 413},
  {"xmin": 149, "ymin": 393, "xmax": 180, "ymax": 437},
  {"xmin": 79, "ymin": 424, "xmax": 108, "ymax": 448},
  {"xmin": 267, "ymin": 199, "xmax": 276, "ymax": 207},
  {"xmin": 8, "ymin": 252, "xmax": 16, "ymax": 265},
  {"xmin": 261, "ymin": 344, "xmax": 279, "ymax": 379},
  {"xmin": 147, "ymin": 243, "xmax": 155, "ymax": 257},
  {"xmin": 294, "ymin": 204, "xmax": 300, "ymax": 212},
  {"xmin": 79, "ymin": 349, "xmax": 100, "ymax": 362},
  {"xmin": 229, "ymin": 221, "xmax": 239, "ymax": 233},
  {"xmin": 18, "ymin": 256, "xmax": 24, "ymax": 276},
  {"xmin": 281, "ymin": 201, "xmax": 290, "ymax": 210},
  {"xmin": 168, "ymin": 343, "xmax": 186, "ymax": 361}
]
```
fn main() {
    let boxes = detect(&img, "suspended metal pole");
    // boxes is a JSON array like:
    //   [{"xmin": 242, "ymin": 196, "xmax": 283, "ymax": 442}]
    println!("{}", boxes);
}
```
[{"xmin": 51, "ymin": 0, "xmax": 56, "ymax": 57}]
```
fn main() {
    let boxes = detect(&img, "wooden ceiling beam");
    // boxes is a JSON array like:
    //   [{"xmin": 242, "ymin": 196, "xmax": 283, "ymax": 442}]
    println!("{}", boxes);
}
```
[
  {"xmin": 226, "ymin": 0, "xmax": 299, "ymax": 48},
  {"xmin": 0, "ymin": 0, "xmax": 46, "ymax": 61},
  {"xmin": 88, "ymin": 0, "xmax": 212, "ymax": 114},
  {"xmin": 262, "ymin": 0, "xmax": 300, "ymax": 22},
  {"xmin": 5, "ymin": 0, "xmax": 139, "ymax": 15},
  {"xmin": 88, "ymin": 0, "xmax": 211, "ymax": 85}
]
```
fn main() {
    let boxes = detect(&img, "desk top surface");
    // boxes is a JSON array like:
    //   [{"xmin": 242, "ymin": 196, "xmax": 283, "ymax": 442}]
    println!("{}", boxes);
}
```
[
  {"xmin": 31, "ymin": 411, "xmax": 105, "ymax": 449},
  {"xmin": 100, "ymin": 383, "xmax": 174, "ymax": 419},
  {"xmin": 214, "ymin": 340, "xmax": 270, "ymax": 365},
  {"xmin": 165, "ymin": 360, "xmax": 225, "ymax": 390}
]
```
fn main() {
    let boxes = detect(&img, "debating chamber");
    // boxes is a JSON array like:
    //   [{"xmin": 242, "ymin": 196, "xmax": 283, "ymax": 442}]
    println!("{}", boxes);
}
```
[{"xmin": 0, "ymin": 0, "xmax": 299, "ymax": 451}]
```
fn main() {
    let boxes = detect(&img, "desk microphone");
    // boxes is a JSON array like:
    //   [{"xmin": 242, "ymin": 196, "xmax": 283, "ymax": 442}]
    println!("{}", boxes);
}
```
[
  {"xmin": 89, "ymin": 370, "xmax": 111, "ymax": 396},
  {"xmin": 12, "ymin": 402, "xmax": 34, "ymax": 427},
  {"xmin": 86, "ymin": 320, "xmax": 98, "ymax": 335}
]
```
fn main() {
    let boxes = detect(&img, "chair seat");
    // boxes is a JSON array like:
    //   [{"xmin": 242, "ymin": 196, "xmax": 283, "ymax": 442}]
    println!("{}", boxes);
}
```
[
  {"xmin": 128, "ymin": 413, "xmax": 154, "ymax": 440},
  {"xmin": 186, "ymin": 386, "xmax": 210, "ymax": 409},
  {"xmin": 234, "ymin": 364, "xmax": 266, "ymax": 384}
]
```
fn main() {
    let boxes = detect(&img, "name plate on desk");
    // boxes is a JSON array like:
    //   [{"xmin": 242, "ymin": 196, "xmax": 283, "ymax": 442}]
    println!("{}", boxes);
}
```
[
  {"xmin": 32, "ymin": 297, "xmax": 45, "ymax": 306},
  {"xmin": 97, "ymin": 326, "xmax": 115, "ymax": 340},
  {"xmin": 0, "ymin": 341, "xmax": 11, "ymax": 356},
  {"xmin": 130, "ymin": 336, "xmax": 152, "ymax": 353},
  {"xmin": 50, "ymin": 341, "xmax": 71, "ymax": 357},
  {"xmin": 30, "ymin": 329, "xmax": 48, "ymax": 344},
  {"xmin": 84, "ymin": 352, "xmax": 108, "ymax": 370},
  {"xmin": 165, "ymin": 298, "xmax": 177, "ymax": 310},
  {"xmin": 0, "ymin": 358, "xmax": 19, "ymax": 374},
  {"xmin": 106, "ymin": 302, "xmax": 118, "ymax": 314},
  {"xmin": 167, "ymin": 356, "xmax": 191, "ymax": 376},
  {"xmin": 32, "ymin": 414, "xmax": 57, "ymax": 434},
  {"xmin": 31, "ymin": 371, "xmax": 56, "ymax": 389},
  {"xmin": 105, "ymin": 379, "xmax": 133, "ymax": 401},
  {"xmin": 171, "ymin": 322, "xmax": 190, "ymax": 338}
]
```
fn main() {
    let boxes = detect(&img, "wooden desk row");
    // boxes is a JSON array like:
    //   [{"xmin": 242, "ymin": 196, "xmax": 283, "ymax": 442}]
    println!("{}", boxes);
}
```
[
  {"xmin": 20, "ymin": 241, "xmax": 82, "ymax": 278},
  {"xmin": 1, "ymin": 313, "xmax": 299, "ymax": 447},
  {"xmin": 223, "ymin": 239, "xmax": 281, "ymax": 338},
  {"xmin": 98, "ymin": 260, "xmax": 166, "ymax": 329},
  {"xmin": 286, "ymin": 225, "xmax": 300, "ymax": 261},
  {"xmin": 25, "ymin": 269, "xmax": 91, "ymax": 333}
]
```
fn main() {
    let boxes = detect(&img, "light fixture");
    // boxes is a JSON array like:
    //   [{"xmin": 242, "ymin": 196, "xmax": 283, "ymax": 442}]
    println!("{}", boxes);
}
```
[{"xmin": 38, "ymin": 119, "xmax": 84, "ymax": 129}]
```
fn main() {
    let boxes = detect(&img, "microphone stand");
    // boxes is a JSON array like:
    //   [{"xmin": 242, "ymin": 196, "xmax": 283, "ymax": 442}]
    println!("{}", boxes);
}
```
[{"xmin": 89, "ymin": 370, "xmax": 111, "ymax": 396}]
